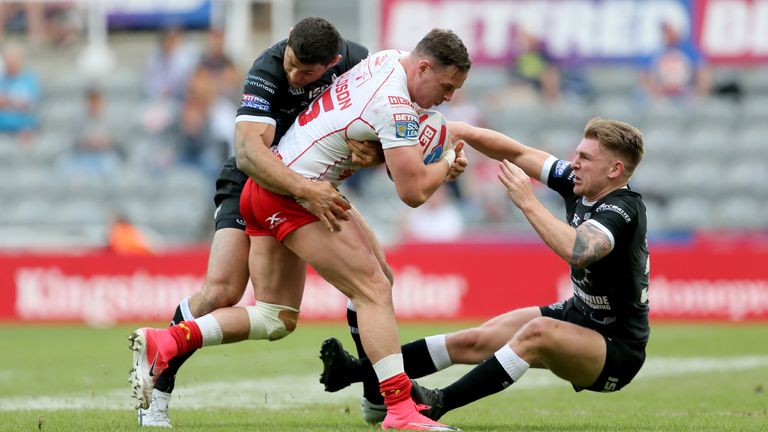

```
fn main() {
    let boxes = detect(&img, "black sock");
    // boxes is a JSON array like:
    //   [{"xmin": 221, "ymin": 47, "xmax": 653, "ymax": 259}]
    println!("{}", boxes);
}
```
[
  {"xmin": 346, "ymin": 306, "xmax": 367, "ymax": 359},
  {"xmin": 441, "ymin": 354, "xmax": 514, "ymax": 412},
  {"xmin": 154, "ymin": 305, "xmax": 196, "ymax": 394},
  {"xmin": 347, "ymin": 305, "xmax": 384, "ymax": 404},
  {"xmin": 402, "ymin": 339, "xmax": 438, "ymax": 378}
]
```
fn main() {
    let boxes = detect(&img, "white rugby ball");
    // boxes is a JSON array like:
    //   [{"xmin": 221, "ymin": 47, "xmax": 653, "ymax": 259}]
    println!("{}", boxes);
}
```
[{"xmin": 417, "ymin": 110, "xmax": 450, "ymax": 164}]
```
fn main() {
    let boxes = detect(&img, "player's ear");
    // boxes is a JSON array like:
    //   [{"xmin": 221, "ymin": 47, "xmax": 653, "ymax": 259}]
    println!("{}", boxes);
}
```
[
  {"xmin": 418, "ymin": 59, "xmax": 431, "ymax": 75},
  {"xmin": 609, "ymin": 160, "xmax": 625, "ymax": 179},
  {"xmin": 327, "ymin": 54, "xmax": 342, "ymax": 68}
]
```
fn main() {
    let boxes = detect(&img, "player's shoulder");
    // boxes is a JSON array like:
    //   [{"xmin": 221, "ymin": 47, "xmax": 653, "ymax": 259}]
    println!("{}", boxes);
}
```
[
  {"xmin": 248, "ymin": 39, "xmax": 287, "ymax": 78},
  {"xmin": 341, "ymin": 39, "xmax": 369, "ymax": 65},
  {"xmin": 596, "ymin": 188, "xmax": 645, "ymax": 221}
]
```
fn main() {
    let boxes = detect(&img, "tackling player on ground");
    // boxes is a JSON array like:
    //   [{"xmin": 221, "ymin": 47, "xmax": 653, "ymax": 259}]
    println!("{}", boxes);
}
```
[{"xmin": 320, "ymin": 118, "xmax": 650, "ymax": 424}]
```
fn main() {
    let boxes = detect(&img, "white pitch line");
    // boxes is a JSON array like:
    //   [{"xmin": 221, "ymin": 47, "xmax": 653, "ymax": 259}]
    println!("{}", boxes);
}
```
[{"xmin": 0, "ymin": 356, "xmax": 766, "ymax": 411}]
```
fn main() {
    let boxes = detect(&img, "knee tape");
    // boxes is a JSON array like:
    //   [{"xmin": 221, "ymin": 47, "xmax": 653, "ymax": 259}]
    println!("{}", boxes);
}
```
[{"xmin": 245, "ymin": 302, "xmax": 300, "ymax": 341}]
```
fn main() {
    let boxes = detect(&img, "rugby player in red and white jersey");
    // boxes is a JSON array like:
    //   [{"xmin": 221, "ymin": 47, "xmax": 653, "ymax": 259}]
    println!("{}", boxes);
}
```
[
  {"xmin": 135, "ymin": 18, "xmax": 380, "ymax": 428},
  {"xmin": 129, "ymin": 29, "xmax": 471, "ymax": 431}
]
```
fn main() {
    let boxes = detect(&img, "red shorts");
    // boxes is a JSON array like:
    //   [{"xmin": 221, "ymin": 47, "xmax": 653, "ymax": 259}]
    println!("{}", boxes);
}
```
[{"xmin": 239, "ymin": 178, "xmax": 319, "ymax": 241}]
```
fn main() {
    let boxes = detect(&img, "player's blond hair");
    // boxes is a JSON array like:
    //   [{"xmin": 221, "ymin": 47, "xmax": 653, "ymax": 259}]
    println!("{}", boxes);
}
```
[{"xmin": 584, "ymin": 118, "xmax": 644, "ymax": 177}]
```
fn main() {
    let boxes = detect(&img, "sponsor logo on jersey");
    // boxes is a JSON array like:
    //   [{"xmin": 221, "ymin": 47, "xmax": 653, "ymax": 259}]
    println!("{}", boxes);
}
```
[
  {"xmin": 596, "ymin": 203, "xmax": 632, "ymax": 222},
  {"xmin": 395, "ymin": 119, "xmax": 419, "ymax": 139},
  {"xmin": 570, "ymin": 213, "xmax": 581, "ymax": 227},
  {"xmin": 388, "ymin": 95, "xmax": 414, "ymax": 108},
  {"xmin": 554, "ymin": 160, "xmax": 570, "ymax": 177},
  {"xmin": 241, "ymin": 93, "xmax": 271, "ymax": 111},
  {"xmin": 245, "ymin": 74, "xmax": 277, "ymax": 94},
  {"xmin": 265, "ymin": 212, "xmax": 287, "ymax": 230},
  {"xmin": 393, "ymin": 113, "xmax": 417, "ymax": 123}
]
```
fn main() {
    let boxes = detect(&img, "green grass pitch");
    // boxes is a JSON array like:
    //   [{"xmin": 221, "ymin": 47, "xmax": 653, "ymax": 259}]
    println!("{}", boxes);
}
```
[{"xmin": 0, "ymin": 322, "xmax": 766, "ymax": 431}]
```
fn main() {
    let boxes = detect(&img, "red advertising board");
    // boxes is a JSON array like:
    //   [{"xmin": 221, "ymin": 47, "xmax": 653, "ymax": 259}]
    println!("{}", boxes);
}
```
[
  {"xmin": 380, "ymin": 0, "xmax": 768, "ymax": 64},
  {"xmin": 1, "ymin": 243, "xmax": 767, "ymax": 324}
]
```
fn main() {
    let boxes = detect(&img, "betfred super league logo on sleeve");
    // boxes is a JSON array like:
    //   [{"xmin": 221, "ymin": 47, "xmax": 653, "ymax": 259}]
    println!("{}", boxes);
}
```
[
  {"xmin": 241, "ymin": 94, "xmax": 271, "ymax": 111},
  {"xmin": 393, "ymin": 113, "xmax": 418, "ymax": 139}
]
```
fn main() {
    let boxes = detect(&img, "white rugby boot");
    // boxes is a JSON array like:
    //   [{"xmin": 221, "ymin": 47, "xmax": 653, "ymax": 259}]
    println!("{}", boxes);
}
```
[
  {"xmin": 137, "ymin": 389, "xmax": 173, "ymax": 428},
  {"xmin": 361, "ymin": 396, "xmax": 387, "ymax": 424}
]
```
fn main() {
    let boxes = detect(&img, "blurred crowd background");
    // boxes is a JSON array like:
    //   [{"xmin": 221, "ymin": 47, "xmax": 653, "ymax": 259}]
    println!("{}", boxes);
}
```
[{"xmin": 0, "ymin": 0, "xmax": 766, "ymax": 252}]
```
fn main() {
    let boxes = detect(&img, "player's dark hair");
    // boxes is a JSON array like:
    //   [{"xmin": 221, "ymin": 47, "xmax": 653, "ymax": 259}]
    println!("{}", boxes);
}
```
[
  {"xmin": 287, "ymin": 17, "xmax": 342, "ymax": 65},
  {"xmin": 584, "ymin": 118, "xmax": 645, "ymax": 177},
  {"xmin": 413, "ymin": 29, "xmax": 472, "ymax": 72}
]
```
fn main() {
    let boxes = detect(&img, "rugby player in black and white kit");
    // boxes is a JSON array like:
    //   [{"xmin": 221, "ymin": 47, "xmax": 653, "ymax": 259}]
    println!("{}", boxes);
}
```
[
  {"xmin": 138, "ymin": 18, "xmax": 372, "ymax": 427},
  {"xmin": 320, "ymin": 118, "xmax": 649, "ymax": 423}
]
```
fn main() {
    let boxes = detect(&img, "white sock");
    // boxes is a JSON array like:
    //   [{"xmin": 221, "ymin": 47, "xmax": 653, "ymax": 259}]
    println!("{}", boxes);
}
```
[
  {"xmin": 179, "ymin": 296, "xmax": 195, "ymax": 321},
  {"xmin": 346, "ymin": 299, "xmax": 359, "ymax": 335},
  {"xmin": 425, "ymin": 334, "xmax": 452, "ymax": 371},
  {"xmin": 196, "ymin": 314, "xmax": 223, "ymax": 347},
  {"xmin": 372, "ymin": 353, "xmax": 405, "ymax": 382},
  {"xmin": 494, "ymin": 345, "xmax": 529, "ymax": 382}
]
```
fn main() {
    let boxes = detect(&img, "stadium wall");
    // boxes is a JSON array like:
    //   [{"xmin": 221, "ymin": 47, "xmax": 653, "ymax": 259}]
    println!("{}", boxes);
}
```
[{"xmin": 1, "ymin": 242, "xmax": 767, "ymax": 325}]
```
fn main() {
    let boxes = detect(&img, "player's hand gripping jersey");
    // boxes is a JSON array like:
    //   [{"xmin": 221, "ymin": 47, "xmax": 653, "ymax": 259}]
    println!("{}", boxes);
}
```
[{"xmin": 274, "ymin": 50, "xmax": 421, "ymax": 187}]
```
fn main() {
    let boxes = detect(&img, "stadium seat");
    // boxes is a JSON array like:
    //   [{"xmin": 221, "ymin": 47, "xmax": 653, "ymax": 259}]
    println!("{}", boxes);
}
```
[
  {"xmin": 664, "ymin": 196, "xmax": 714, "ymax": 230},
  {"xmin": 713, "ymin": 196, "xmax": 765, "ymax": 229}
]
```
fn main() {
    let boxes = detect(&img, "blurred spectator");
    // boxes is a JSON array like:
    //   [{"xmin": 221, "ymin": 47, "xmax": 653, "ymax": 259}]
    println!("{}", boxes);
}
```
[
  {"xmin": 57, "ymin": 87, "xmax": 122, "ymax": 175},
  {"xmin": 0, "ymin": 2, "xmax": 80, "ymax": 46},
  {"xmin": 173, "ymin": 100, "xmax": 226, "ymax": 181},
  {"xmin": 196, "ymin": 28, "xmax": 241, "ymax": 100},
  {"xmin": 638, "ymin": 21, "xmax": 711, "ymax": 103},
  {"xmin": 507, "ymin": 28, "xmax": 561, "ymax": 104},
  {"xmin": 144, "ymin": 27, "xmax": 199, "ymax": 101},
  {"xmin": 0, "ymin": 43, "xmax": 40, "ymax": 139},
  {"xmin": 186, "ymin": 28, "xmax": 240, "ymax": 156},
  {"xmin": 141, "ymin": 27, "xmax": 198, "ymax": 135},
  {"xmin": 460, "ymin": 144, "xmax": 512, "ymax": 223},
  {"xmin": 108, "ymin": 213, "xmax": 152, "ymax": 255},
  {"xmin": 402, "ymin": 187, "xmax": 465, "ymax": 242}
]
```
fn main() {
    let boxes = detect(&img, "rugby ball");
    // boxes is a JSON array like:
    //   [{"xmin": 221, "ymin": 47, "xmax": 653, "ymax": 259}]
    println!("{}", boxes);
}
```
[{"xmin": 417, "ymin": 109, "xmax": 450, "ymax": 164}]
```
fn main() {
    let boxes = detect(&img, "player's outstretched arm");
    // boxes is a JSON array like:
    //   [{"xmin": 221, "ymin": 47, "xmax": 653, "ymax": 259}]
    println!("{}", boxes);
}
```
[
  {"xmin": 383, "ymin": 144, "xmax": 452, "ymax": 208},
  {"xmin": 498, "ymin": 160, "xmax": 611, "ymax": 268},
  {"xmin": 235, "ymin": 121, "xmax": 351, "ymax": 231},
  {"xmin": 449, "ymin": 121, "xmax": 551, "ymax": 180}
]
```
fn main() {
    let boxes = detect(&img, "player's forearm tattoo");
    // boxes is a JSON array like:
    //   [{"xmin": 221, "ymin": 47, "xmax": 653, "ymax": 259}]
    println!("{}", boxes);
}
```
[{"xmin": 571, "ymin": 223, "xmax": 612, "ymax": 267}]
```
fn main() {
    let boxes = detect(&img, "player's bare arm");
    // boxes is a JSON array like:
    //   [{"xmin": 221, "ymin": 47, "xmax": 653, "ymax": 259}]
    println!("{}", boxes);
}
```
[
  {"xmin": 572, "ymin": 222, "xmax": 613, "ymax": 268},
  {"xmin": 499, "ymin": 159, "xmax": 602, "ymax": 268},
  {"xmin": 449, "ymin": 121, "xmax": 550, "ymax": 179},
  {"xmin": 348, "ymin": 139, "xmax": 385, "ymax": 167},
  {"xmin": 235, "ymin": 121, "xmax": 351, "ymax": 231},
  {"xmin": 384, "ymin": 144, "xmax": 452, "ymax": 208}
]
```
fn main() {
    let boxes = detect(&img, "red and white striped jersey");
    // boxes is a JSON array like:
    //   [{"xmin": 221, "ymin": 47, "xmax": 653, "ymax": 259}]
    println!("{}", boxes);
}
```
[{"xmin": 274, "ymin": 49, "xmax": 419, "ymax": 187}]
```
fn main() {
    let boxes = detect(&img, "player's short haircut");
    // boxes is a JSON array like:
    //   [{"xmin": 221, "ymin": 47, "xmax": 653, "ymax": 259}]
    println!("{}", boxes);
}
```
[
  {"xmin": 413, "ymin": 29, "xmax": 472, "ymax": 72},
  {"xmin": 584, "ymin": 118, "xmax": 644, "ymax": 177},
  {"xmin": 287, "ymin": 17, "xmax": 342, "ymax": 65}
]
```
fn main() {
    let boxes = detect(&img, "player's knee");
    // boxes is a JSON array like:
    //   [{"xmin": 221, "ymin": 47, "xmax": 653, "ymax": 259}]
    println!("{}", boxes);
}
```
[
  {"xmin": 199, "ymin": 279, "xmax": 245, "ymax": 312},
  {"xmin": 245, "ymin": 302, "xmax": 300, "ymax": 341},
  {"xmin": 513, "ymin": 317, "xmax": 559, "ymax": 353},
  {"xmin": 350, "ymin": 273, "xmax": 392, "ymax": 307},
  {"xmin": 449, "ymin": 328, "xmax": 493, "ymax": 362}
]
